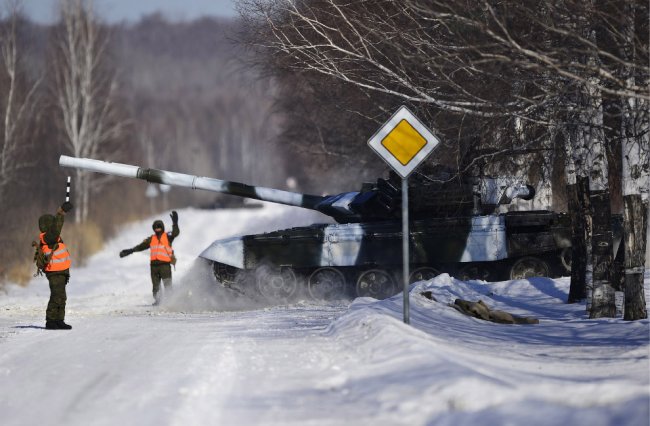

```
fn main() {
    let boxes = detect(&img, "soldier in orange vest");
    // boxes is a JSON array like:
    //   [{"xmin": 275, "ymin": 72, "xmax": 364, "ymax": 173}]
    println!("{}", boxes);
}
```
[
  {"xmin": 119, "ymin": 211, "xmax": 179, "ymax": 305},
  {"xmin": 38, "ymin": 201, "xmax": 74, "ymax": 330}
]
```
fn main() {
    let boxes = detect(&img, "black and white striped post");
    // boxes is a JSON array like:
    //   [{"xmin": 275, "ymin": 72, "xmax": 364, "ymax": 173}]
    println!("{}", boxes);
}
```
[{"xmin": 65, "ymin": 176, "xmax": 71, "ymax": 203}]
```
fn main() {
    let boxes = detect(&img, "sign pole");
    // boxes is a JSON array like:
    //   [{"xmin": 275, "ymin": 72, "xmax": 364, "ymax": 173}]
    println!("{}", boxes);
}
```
[
  {"xmin": 402, "ymin": 177, "xmax": 410, "ymax": 324},
  {"xmin": 367, "ymin": 105, "xmax": 440, "ymax": 326}
]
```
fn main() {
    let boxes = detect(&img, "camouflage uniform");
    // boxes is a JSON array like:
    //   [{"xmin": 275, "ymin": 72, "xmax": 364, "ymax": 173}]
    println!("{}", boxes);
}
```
[
  {"xmin": 121, "ymin": 213, "xmax": 179, "ymax": 305},
  {"xmin": 38, "ymin": 207, "xmax": 72, "ymax": 330}
]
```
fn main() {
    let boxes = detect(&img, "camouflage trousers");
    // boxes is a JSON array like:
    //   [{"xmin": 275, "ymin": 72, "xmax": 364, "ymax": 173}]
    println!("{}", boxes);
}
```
[
  {"xmin": 46, "ymin": 273, "xmax": 69, "ymax": 321},
  {"xmin": 150, "ymin": 263, "xmax": 172, "ymax": 303}
]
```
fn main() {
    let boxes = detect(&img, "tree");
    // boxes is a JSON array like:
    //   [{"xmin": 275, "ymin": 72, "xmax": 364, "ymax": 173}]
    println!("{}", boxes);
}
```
[
  {"xmin": 0, "ymin": 0, "xmax": 40, "ymax": 202},
  {"xmin": 618, "ymin": 0, "xmax": 649, "ymax": 320},
  {"xmin": 578, "ymin": 6, "xmax": 616, "ymax": 318},
  {"xmin": 51, "ymin": 0, "xmax": 124, "ymax": 223}
]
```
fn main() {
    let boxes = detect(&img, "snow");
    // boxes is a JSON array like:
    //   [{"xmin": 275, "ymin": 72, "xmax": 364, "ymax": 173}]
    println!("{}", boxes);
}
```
[{"xmin": 1, "ymin": 204, "xmax": 649, "ymax": 426}]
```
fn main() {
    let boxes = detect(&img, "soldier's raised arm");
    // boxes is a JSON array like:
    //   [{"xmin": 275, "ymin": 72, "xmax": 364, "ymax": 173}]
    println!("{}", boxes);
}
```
[
  {"xmin": 44, "ymin": 202, "xmax": 73, "ymax": 246},
  {"xmin": 169, "ymin": 210, "xmax": 179, "ymax": 241}
]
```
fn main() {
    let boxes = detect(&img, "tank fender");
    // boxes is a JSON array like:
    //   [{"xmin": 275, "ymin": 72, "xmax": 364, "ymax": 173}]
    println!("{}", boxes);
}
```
[{"xmin": 199, "ymin": 236, "xmax": 244, "ymax": 268}]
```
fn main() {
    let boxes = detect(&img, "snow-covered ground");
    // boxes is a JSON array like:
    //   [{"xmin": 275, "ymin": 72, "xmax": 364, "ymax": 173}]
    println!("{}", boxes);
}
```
[{"xmin": 1, "ymin": 204, "xmax": 649, "ymax": 426}]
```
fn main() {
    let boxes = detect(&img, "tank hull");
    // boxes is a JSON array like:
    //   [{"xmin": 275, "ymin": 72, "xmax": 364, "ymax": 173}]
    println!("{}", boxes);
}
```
[{"xmin": 201, "ymin": 210, "xmax": 574, "ymax": 300}]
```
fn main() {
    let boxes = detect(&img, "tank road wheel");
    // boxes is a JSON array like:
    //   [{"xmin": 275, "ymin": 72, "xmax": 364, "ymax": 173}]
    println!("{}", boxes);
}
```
[
  {"xmin": 228, "ymin": 270, "xmax": 252, "ymax": 295},
  {"xmin": 213, "ymin": 262, "xmax": 237, "ymax": 284},
  {"xmin": 308, "ymin": 268, "xmax": 346, "ymax": 300},
  {"xmin": 409, "ymin": 267, "xmax": 440, "ymax": 283},
  {"xmin": 213, "ymin": 263, "xmax": 247, "ymax": 294},
  {"xmin": 509, "ymin": 256, "xmax": 550, "ymax": 280},
  {"xmin": 356, "ymin": 269, "xmax": 397, "ymax": 299},
  {"xmin": 456, "ymin": 264, "xmax": 490, "ymax": 281},
  {"xmin": 256, "ymin": 265, "xmax": 298, "ymax": 302}
]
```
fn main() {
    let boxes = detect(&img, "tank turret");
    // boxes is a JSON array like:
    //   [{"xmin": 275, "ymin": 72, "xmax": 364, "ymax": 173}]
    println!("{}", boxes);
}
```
[{"xmin": 59, "ymin": 155, "xmax": 572, "ymax": 302}]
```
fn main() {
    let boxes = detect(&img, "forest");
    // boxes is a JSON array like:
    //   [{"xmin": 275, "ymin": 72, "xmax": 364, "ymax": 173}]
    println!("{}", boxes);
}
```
[
  {"xmin": 0, "ymin": 2, "xmax": 299, "ymax": 286},
  {"xmin": 0, "ymin": 0, "xmax": 648, "ymax": 319}
]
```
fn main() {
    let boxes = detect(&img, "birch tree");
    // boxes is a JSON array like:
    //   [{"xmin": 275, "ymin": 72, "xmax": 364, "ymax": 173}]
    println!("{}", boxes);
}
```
[
  {"xmin": 52, "ymin": 0, "xmax": 123, "ymax": 223},
  {"xmin": 619, "ymin": 0, "xmax": 649, "ymax": 320},
  {"xmin": 576, "ymin": 8, "xmax": 616, "ymax": 318},
  {"xmin": 582, "ymin": 90, "xmax": 616, "ymax": 318},
  {"xmin": 407, "ymin": 1, "xmax": 640, "ymax": 318},
  {"xmin": 0, "ymin": 0, "xmax": 40, "ymax": 202}
]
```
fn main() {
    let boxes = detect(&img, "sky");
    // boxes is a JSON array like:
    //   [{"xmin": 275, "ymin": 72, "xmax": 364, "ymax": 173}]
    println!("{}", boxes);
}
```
[
  {"xmin": 20, "ymin": 0, "xmax": 238, "ymax": 24},
  {"xmin": 0, "ymin": 203, "xmax": 648, "ymax": 425}
]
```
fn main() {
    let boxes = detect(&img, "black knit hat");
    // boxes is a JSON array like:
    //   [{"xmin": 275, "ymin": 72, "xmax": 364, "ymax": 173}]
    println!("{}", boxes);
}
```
[{"xmin": 152, "ymin": 220, "xmax": 164, "ymax": 231}]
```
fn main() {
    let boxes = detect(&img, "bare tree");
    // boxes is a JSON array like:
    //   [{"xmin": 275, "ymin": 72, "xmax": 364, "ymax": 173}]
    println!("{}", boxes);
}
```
[
  {"xmin": 582, "ymin": 91, "xmax": 617, "ymax": 318},
  {"xmin": 241, "ymin": 0, "xmax": 649, "ymax": 114},
  {"xmin": 240, "ymin": 0, "xmax": 648, "ymax": 318},
  {"xmin": 619, "ymin": 0, "xmax": 649, "ymax": 320},
  {"xmin": 407, "ymin": 1, "xmax": 646, "ymax": 318},
  {"xmin": 239, "ymin": 0, "xmax": 547, "ymax": 192},
  {"xmin": 572, "ymin": 8, "xmax": 617, "ymax": 318},
  {"xmin": 52, "ymin": 0, "xmax": 124, "ymax": 223},
  {"xmin": 0, "ymin": 0, "xmax": 40, "ymax": 202}
]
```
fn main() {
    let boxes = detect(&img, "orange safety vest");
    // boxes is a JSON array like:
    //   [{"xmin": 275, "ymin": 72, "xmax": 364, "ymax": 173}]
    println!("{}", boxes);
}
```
[
  {"xmin": 150, "ymin": 232, "xmax": 173, "ymax": 262},
  {"xmin": 39, "ymin": 233, "xmax": 72, "ymax": 272}
]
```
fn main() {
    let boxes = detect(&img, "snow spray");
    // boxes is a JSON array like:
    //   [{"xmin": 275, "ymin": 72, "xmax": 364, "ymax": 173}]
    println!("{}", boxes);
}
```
[{"xmin": 161, "ymin": 258, "xmax": 268, "ymax": 312}]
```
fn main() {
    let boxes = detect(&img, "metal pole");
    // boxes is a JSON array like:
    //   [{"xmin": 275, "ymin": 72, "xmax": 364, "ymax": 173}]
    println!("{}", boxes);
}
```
[{"xmin": 402, "ymin": 177, "xmax": 410, "ymax": 324}]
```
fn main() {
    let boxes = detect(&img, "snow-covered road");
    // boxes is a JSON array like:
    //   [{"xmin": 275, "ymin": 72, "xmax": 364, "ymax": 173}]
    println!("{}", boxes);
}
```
[
  {"xmin": 1, "ymin": 301, "xmax": 352, "ymax": 425},
  {"xmin": 1, "ymin": 205, "xmax": 648, "ymax": 425}
]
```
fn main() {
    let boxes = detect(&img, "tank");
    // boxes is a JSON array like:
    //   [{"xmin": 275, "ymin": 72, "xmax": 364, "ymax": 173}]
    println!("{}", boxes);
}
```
[{"xmin": 59, "ymin": 155, "xmax": 576, "ymax": 301}]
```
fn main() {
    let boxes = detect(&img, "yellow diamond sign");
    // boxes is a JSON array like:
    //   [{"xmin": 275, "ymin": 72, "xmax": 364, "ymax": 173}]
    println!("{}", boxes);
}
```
[
  {"xmin": 381, "ymin": 119, "xmax": 427, "ymax": 166},
  {"xmin": 368, "ymin": 106, "xmax": 439, "ymax": 178}
]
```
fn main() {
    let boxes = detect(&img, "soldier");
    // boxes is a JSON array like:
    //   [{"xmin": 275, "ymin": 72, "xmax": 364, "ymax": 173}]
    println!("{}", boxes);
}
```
[
  {"xmin": 38, "ymin": 201, "xmax": 74, "ymax": 330},
  {"xmin": 119, "ymin": 211, "xmax": 179, "ymax": 305}
]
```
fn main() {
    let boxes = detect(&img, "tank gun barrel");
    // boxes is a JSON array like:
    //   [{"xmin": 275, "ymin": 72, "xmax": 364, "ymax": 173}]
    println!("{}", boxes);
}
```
[
  {"xmin": 59, "ymin": 156, "xmax": 539, "ymax": 224},
  {"xmin": 59, "ymin": 155, "xmax": 326, "ymax": 210}
]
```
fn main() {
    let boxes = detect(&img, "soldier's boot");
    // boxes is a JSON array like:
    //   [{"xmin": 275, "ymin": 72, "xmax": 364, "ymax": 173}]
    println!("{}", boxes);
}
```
[
  {"xmin": 152, "ymin": 293, "xmax": 161, "ymax": 306},
  {"xmin": 45, "ymin": 320, "xmax": 58, "ymax": 330},
  {"xmin": 57, "ymin": 320, "xmax": 72, "ymax": 330}
]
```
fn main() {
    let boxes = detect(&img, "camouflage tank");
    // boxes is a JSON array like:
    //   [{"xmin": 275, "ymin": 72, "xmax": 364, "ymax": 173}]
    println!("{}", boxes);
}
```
[{"xmin": 59, "ymin": 155, "xmax": 576, "ymax": 301}]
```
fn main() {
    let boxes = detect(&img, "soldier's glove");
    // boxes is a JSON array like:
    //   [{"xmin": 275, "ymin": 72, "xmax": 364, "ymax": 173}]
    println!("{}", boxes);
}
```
[
  {"xmin": 170, "ymin": 210, "xmax": 178, "ymax": 225},
  {"xmin": 61, "ymin": 201, "xmax": 73, "ymax": 212},
  {"xmin": 119, "ymin": 249, "xmax": 133, "ymax": 258}
]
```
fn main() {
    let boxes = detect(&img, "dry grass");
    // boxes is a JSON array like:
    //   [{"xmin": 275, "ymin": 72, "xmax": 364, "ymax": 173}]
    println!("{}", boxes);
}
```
[
  {"xmin": 6, "ymin": 260, "xmax": 37, "ymax": 287},
  {"xmin": 63, "ymin": 221, "xmax": 104, "ymax": 267}
]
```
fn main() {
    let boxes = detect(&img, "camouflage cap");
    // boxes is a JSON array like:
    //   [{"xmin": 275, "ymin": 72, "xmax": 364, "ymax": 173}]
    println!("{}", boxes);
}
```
[{"xmin": 38, "ymin": 214, "xmax": 55, "ymax": 232}]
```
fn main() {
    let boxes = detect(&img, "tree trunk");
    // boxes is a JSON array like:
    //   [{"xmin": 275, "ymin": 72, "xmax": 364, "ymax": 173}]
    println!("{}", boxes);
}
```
[
  {"xmin": 617, "ymin": 0, "xmax": 648, "ymax": 320},
  {"xmin": 567, "ymin": 175, "xmax": 590, "ymax": 303},
  {"xmin": 74, "ymin": 172, "xmax": 82, "ymax": 223},
  {"xmin": 81, "ymin": 172, "xmax": 90, "ymax": 223},
  {"xmin": 622, "ymin": 194, "xmax": 648, "ymax": 320},
  {"xmin": 589, "ymin": 189, "xmax": 617, "ymax": 318}
]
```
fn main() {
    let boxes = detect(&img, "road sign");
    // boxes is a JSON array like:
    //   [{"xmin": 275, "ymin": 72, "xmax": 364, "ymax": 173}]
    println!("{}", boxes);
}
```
[
  {"xmin": 368, "ymin": 106, "xmax": 439, "ymax": 325},
  {"xmin": 367, "ymin": 105, "xmax": 440, "ymax": 178}
]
